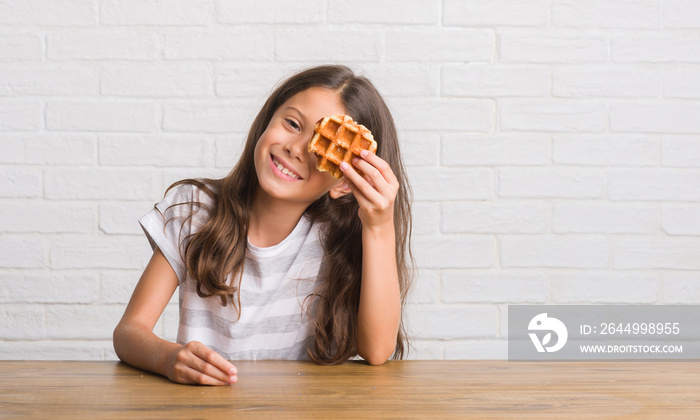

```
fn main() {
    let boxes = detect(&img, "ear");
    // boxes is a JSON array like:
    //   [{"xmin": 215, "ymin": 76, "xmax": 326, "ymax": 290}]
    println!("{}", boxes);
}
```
[{"xmin": 329, "ymin": 179, "xmax": 352, "ymax": 199}]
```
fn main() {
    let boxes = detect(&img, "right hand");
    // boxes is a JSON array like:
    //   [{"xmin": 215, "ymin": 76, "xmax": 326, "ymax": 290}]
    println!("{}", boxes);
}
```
[{"xmin": 164, "ymin": 341, "xmax": 238, "ymax": 385}]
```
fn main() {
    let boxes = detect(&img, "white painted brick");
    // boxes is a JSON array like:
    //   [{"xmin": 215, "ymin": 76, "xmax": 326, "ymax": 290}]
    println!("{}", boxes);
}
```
[
  {"xmin": 0, "ymin": 136, "xmax": 23, "ymax": 162},
  {"xmin": 662, "ymin": 136, "xmax": 700, "ymax": 167},
  {"xmin": 399, "ymin": 131, "xmax": 440, "ymax": 167},
  {"xmin": 553, "ymin": 203, "xmax": 659, "ymax": 234},
  {"xmin": 499, "ymin": 168, "xmax": 606, "ymax": 199},
  {"xmin": 389, "ymin": 98, "xmax": 494, "ymax": 132},
  {"xmin": 612, "ymin": 33, "xmax": 700, "ymax": 63},
  {"xmin": 553, "ymin": 66, "xmax": 661, "ymax": 98},
  {"xmin": 0, "ymin": 167, "xmax": 43, "ymax": 198},
  {"xmin": 386, "ymin": 29, "xmax": 494, "ymax": 62},
  {"xmin": 662, "ymin": 204, "xmax": 700, "ymax": 235},
  {"xmin": 101, "ymin": 0, "xmax": 212, "ymax": 25},
  {"xmin": 442, "ymin": 201, "xmax": 548, "ymax": 234},
  {"xmin": 98, "ymin": 135, "xmax": 212, "ymax": 167},
  {"xmin": 611, "ymin": 102, "xmax": 700, "ymax": 134},
  {"xmin": 614, "ymin": 237, "xmax": 700, "ymax": 270},
  {"xmin": 214, "ymin": 134, "xmax": 246, "ymax": 168},
  {"xmin": 500, "ymin": 32, "xmax": 607, "ymax": 63},
  {"xmin": 0, "ymin": 64, "xmax": 99, "ymax": 96},
  {"xmin": 0, "ymin": 305, "xmax": 45, "ymax": 339},
  {"xmin": 47, "ymin": 30, "xmax": 158, "ymax": 60},
  {"xmin": 0, "ymin": 272, "xmax": 97, "ymax": 303},
  {"xmin": 0, "ymin": 341, "xmax": 110, "ymax": 360},
  {"xmin": 444, "ymin": 340, "xmax": 507, "ymax": 360},
  {"xmin": 407, "ymin": 341, "xmax": 442, "ymax": 359},
  {"xmin": 443, "ymin": 0, "xmax": 549, "ymax": 27},
  {"xmin": 0, "ymin": 236, "xmax": 47, "ymax": 268},
  {"xmin": 0, "ymin": 0, "xmax": 97, "ymax": 26},
  {"xmin": 8, "ymin": 135, "xmax": 96, "ymax": 165},
  {"xmin": 51, "ymin": 236, "xmax": 151, "ymax": 269},
  {"xmin": 99, "ymin": 201, "xmax": 153, "ymax": 235},
  {"xmin": 217, "ymin": 0, "xmax": 324, "ymax": 24},
  {"xmin": 46, "ymin": 305, "xmax": 124, "ymax": 339},
  {"xmin": 664, "ymin": 66, "xmax": 700, "ymax": 98},
  {"xmin": 46, "ymin": 101, "xmax": 158, "ymax": 133},
  {"xmin": 216, "ymin": 65, "xmax": 292, "ymax": 98},
  {"xmin": 362, "ymin": 64, "xmax": 438, "ymax": 97},
  {"xmin": 552, "ymin": 0, "xmax": 660, "ymax": 29},
  {"xmin": 442, "ymin": 64, "xmax": 550, "ymax": 97},
  {"xmin": 408, "ymin": 269, "xmax": 440, "ymax": 304},
  {"xmin": 413, "ymin": 235, "xmax": 494, "ymax": 269},
  {"xmin": 608, "ymin": 169, "xmax": 700, "ymax": 201},
  {"xmin": 407, "ymin": 304, "xmax": 498, "ymax": 339},
  {"xmin": 409, "ymin": 167, "xmax": 493, "ymax": 201},
  {"xmin": 275, "ymin": 30, "xmax": 381, "ymax": 62},
  {"xmin": 164, "ymin": 30, "xmax": 272, "ymax": 61},
  {"xmin": 553, "ymin": 134, "xmax": 659, "ymax": 166},
  {"xmin": 442, "ymin": 134, "xmax": 551, "ymax": 166},
  {"xmin": 501, "ymin": 235, "xmax": 610, "ymax": 268},
  {"xmin": 101, "ymin": 63, "xmax": 212, "ymax": 98},
  {"xmin": 500, "ymin": 99, "xmax": 607, "ymax": 132},
  {"xmin": 442, "ymin": 271, "xmax": 548, "ymax": 303},
  {"xmin": 551, "ymin": 273, "xmax": 658, "ymax": 303},
  {"xmin": 664, "ymin": 0, "xmax": 700, "ymax": 29},
  {"xmin": 0, "ymin": 33, "xmax": 42, "ymax": 60},
  {"xmin": 0, "ymin": 100, "xmax": 41, "ymax": 131},
  {"xmin": 660, "ymin": 272, "xmax": 700, "ymax": 304},
  {"xmin": 100, "ymin": 270, "xmax": 142, "ymax": 304},
  {"xmin": 163, "ymin": 100, "xmax": 257, "ymax": 133},
  {"xmin": 412, "ymin": 202, "xmax": 440, "ymax": 236},
  {"xmin": 329, "ymin": 0, "xmax": 438, "ymax": 24},
  {"xmin": 0, "ymin": 201, "xmax": 95, "ymax": 233},
  {"xmin": 161, "ymin": 303, "xmax": 180, "ymax": 342},
  {"xmin": 44, "ymin": 168, "xmax": 161, "ymax": 200}
]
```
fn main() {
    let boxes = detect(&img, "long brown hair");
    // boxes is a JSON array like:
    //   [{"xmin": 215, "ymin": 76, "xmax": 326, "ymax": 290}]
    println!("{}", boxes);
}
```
[{"xmin": 166, "ymin": 65, "xmax": 413, "ymax": 364}]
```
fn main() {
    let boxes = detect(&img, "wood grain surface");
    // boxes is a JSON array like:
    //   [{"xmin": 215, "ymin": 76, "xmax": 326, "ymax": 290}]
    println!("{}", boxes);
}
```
[{"xmin": 0, "ymin": 360, "xmax": 698, "ymax": 419}]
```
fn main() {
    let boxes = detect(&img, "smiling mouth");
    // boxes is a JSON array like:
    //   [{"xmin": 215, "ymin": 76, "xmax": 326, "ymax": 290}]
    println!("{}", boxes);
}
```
[{"xmin": 271, "ymin": 155, "xmax": 301, "ymax": 180}]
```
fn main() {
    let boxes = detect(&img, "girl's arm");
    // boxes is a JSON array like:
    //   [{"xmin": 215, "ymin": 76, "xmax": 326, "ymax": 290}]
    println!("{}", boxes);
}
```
[
  {"xmin": 113, "ymin": 247, "xmax": 238, "ymax": 385},
  {"xmin": 340, "ymin": 151, "xmax": 402, "ymax": 365}
]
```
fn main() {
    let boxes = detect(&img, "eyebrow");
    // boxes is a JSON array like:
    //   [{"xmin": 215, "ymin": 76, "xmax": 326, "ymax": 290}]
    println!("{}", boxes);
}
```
[{"xmin": 282, "ymin": 106, "xmax": 304, "ymax": 117}]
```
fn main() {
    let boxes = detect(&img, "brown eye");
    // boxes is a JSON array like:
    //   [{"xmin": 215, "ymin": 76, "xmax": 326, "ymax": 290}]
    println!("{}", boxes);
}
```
[{"xmin": 286, "ymin": 118, "xmax": 300, "ymax": 131}]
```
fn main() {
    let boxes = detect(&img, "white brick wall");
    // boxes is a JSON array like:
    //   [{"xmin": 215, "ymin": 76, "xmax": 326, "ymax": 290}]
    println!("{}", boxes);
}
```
[{"xmin": 1, "ymin": 0, "xmax": 699, "ymax": 361}]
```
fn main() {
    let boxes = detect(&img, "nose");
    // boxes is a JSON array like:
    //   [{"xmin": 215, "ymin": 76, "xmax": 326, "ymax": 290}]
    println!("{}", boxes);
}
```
[{"xmin": 284, "ymin": 134, "xmax": 310, "ymax": 162}]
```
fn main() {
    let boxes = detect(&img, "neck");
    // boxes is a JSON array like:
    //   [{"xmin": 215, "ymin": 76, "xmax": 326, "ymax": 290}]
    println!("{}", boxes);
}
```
[{"xmin": 248, "ymin": 188, "xmax": 308, "ymax": 248}]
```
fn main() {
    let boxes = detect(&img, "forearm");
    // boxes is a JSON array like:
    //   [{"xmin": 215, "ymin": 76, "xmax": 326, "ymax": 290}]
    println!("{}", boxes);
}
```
[
  {"xmin": 357, "ymin": 223, "xmax": 401, "ymax": 365},
  {"xmin": 113, "ymin": 320, "xmax": 179, "ymax": 378}
]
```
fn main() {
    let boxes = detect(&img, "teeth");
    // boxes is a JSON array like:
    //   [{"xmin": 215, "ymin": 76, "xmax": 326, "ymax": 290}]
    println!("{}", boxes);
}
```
[{"xmin": 273, "ymin": 158, "xmax": 299, "ymax": 179}]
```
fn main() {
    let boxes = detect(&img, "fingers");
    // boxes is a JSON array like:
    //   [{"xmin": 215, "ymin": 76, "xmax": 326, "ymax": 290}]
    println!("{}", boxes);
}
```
[
  {"xmin": 168, "ymin": 341, "xmax": 238, "ymax": 386},
  {"xmin": 357, "ymin": 150, "xmax": 399, "ymax": 187},
  {"xmin": 340, "ymin": 151, "xmax": 399, "ymax": 206}
]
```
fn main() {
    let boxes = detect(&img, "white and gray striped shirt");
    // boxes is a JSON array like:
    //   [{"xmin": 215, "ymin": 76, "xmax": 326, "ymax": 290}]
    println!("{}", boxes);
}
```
[{"xmin": 139, "ymin": 184, "xmax": 323, "ymax": 360}]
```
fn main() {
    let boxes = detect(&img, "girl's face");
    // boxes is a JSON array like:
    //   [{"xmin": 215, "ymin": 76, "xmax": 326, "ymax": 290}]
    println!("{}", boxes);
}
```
[{"xmin": 253, "ymin": 87, "xmax": 347, "ymax": 207}]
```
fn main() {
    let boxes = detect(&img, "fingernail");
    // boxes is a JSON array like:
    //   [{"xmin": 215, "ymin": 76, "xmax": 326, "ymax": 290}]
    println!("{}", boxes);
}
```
[
  {"xmin": 230, "ymin": 375, "xmax": 237, "ymax": 383},
  {"xmin": 340, "ymin": 162, "xmax": 349, "ymax": 171},
  {"xmin": 360, "ymin": 150, "xmax": 369, "ymax": 158},
  {"xmin": 229, "ymin": 367, "xmax": 237, "ymax": 375},
  {"xmin": 352, "ymin": 158, "xmax": 359, "ymax": 165}
]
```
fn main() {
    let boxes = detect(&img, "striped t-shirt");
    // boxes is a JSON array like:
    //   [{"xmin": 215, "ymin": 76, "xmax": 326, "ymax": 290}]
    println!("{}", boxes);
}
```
[{"xmin": 139, "ymin": 184, "xmax": 323, "ymax": 360}]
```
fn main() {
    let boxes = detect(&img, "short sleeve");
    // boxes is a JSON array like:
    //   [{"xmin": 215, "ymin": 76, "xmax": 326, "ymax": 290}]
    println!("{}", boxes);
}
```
[{"xmin": 138, "ymin": 183, "xmax": 211, "ymax": 285}]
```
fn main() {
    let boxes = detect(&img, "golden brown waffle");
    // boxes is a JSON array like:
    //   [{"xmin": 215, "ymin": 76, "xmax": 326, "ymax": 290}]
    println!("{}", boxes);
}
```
[{"xmin": 308, "ymin": 114, "xmax": 377, "ymax": 179}]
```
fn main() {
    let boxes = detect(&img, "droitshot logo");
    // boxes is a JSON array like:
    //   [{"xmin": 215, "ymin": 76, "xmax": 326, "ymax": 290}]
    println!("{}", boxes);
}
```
[
  {"xmin": 509, "ymin": 305, "xmax": 700, "ymax": 361},
  {"xmin": 528, "ymin": 313, "xmax": 568, "ymax": 353}
]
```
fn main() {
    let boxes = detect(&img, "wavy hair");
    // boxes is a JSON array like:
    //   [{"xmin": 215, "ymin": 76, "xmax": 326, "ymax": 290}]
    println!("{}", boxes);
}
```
[{"xmin": 166, "ymin": 65, "xmax": 413, "ymax": 364}]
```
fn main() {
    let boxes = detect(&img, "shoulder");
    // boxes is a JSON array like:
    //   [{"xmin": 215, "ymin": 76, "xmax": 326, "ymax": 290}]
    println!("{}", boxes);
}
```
[{"xmin": 158, "ymin": 181, "xmax": 216, "ymax": 214}]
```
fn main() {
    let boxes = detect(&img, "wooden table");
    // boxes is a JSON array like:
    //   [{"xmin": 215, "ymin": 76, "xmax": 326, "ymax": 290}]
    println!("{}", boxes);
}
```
[{"xmin": 0, "ymin": 360, "xmax": 698, "ymax": 418}]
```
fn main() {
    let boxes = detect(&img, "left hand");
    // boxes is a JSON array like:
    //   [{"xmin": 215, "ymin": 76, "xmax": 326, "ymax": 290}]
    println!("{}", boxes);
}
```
[{"xmin": 340, "ymin": 150, "xmax": 399, "ymax": 230}]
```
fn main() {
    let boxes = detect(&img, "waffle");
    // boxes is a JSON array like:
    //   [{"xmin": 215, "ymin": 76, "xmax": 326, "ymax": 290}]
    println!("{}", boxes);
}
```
[{"xmin": 308, "ymin": 114, "xmax": 377, "ymax": 179}]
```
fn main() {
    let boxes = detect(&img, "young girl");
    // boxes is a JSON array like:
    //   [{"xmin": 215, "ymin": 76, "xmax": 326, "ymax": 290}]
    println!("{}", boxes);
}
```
[{"xmin": 113, "ymin": 65, "xmax": 413, "ymax": 385}]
